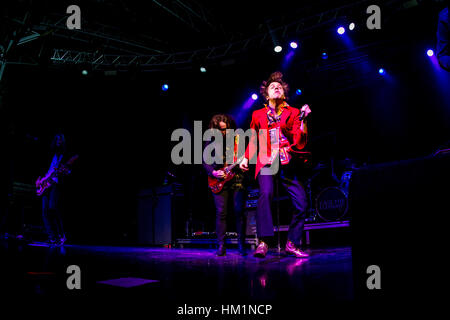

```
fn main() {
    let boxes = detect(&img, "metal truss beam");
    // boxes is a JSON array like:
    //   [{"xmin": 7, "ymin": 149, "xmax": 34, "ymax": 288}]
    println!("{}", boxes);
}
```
[
  {"xmin": 151, "ymin": 0, "xmax": 217, "ymax": 33},
  {"xmin": 23, "ymin": 0, "xmax": 408, "ymax": 71}
]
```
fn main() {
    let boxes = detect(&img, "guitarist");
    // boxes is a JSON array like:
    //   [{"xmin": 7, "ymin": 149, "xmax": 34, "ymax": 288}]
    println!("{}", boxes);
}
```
[
  {"xmin": 203, "ymin": 114, "xmax": 247, "ymax": 256},
  {"xmin": 36, "ymin": 133, "xmax": 73, "ymax": 246},
  {"xmin": 239, "ymin": 71, "xmax": 312, "ymax": 259}
]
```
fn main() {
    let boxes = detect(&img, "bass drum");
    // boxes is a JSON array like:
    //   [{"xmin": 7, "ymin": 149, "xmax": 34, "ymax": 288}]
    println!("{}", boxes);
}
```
[{"xmin": 315, "ymin": 187, "xmax": 348, "ymax": 221}]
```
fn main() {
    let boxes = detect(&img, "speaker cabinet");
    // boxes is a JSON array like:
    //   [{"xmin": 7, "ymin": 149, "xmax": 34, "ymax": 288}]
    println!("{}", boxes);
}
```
[{"xmin": 137, "ymin": 184, "xmax": 185, "ymax": 245}]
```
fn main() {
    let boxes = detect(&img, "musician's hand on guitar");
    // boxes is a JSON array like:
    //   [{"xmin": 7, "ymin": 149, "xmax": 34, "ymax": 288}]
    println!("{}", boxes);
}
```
[
  {"xmin": 239, "ymin": 158, "xmax": 249, "ymax": 171},
  {"xmin": 212, "ymin": 170, "xmax": 226, "ymax": 179},
  {"xmin": 301, "ymin": 104, "xmax": 311, "ymax": 118}
]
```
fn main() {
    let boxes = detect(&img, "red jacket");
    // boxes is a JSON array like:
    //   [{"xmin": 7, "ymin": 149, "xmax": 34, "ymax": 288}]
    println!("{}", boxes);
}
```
[{"xmin": 245, "ymin": 103, "xmax": 307, "ymax": 178}]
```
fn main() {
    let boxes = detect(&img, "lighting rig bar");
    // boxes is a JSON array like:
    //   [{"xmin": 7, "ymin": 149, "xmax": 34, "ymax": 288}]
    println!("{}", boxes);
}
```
[{"xmin": 50, "ymin": 0, "xmax": 388, "ymax": 70}]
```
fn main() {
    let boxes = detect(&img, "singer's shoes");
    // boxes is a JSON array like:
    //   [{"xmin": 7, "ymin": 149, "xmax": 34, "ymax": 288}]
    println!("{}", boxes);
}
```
[
  {"xmin": 253, "ymin": 241, "xmax": 268, "ymax": 258},
  {"xmin": 285, "ymin": 240, "xmax": 309, "ymax": 258}
]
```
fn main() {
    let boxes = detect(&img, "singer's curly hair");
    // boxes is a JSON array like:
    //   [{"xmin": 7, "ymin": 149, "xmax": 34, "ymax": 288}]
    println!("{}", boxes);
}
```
[
  {"xmin": 209, "ymin": 114, "xmax": 237, "ymax": 130},
  {"xmin": 260, "ymin": 71, "xmax": 289, "ymax": 100}
]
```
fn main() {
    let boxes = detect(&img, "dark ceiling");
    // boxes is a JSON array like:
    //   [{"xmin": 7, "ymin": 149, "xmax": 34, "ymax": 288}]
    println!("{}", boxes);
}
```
[{"xmin": 3, "ymin": 0, "xmax": 430, "ymax": 71}]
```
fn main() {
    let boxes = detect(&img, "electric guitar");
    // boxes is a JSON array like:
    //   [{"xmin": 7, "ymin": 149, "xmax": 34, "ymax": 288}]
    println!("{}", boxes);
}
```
[
  {"xmin": 207, "ymin": 155, "xmax": 245, "ymax": 194},
  {"xmin": 36, "ymin": 155, "xmax": 79, "ymax": 196}
]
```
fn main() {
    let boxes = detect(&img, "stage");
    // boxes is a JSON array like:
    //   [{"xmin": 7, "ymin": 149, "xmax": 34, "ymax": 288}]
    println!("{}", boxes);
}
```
[{"xmin": 0, "ymin": 239, "xmax": 353, "ymax": 305}]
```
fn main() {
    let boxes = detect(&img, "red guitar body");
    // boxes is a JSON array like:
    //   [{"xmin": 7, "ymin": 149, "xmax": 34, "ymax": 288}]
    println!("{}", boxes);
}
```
[
  {"xmin": 208, "ymin": 172, "xmax": 236, "ymax": 194},
  {"xmin": 207, "ymin": 155, "xmax": 244, "ymax": 194}
]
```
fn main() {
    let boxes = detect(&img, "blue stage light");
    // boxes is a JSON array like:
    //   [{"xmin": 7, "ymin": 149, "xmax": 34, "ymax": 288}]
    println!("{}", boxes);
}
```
[
  {"xmin": 200, "ymin": 67, "xmax": 207, "ymax": 72},
  {"xmin": 378, "ymin": 68, "xmax": 385, "ymax": 75},
  {"xmin": 81, "ymin": 70, "xmax": 88, "ymax": 75},
  {"xmin": 337, "ymin": 27, "xmax": 345, "ymax": 35},
  {"xmin": 274, "ymin": 45, "xmax": 283, "ymax": 53},
  {"xmin": 427, "ymin": 49, "xmax": 434, "ymax": 57},
  {"xmin": 322, "ymin": 52, "xmax": 328, "ymax": 60},
  {"xmin": 349, "ymin": 23, "xmax": 355, "ymax": 31},
  {"xmin": 290, "ymin": 42, "xmax": 298, "ymax": 49},
  {"xmin": 296, "ymin": 89, "xmax": 302, "ymax": 95},
  {"xmin": 251, "ymin": 94, "xmax": 258, "ymax": 100},
  {"xmin": 162, "ymin": 84, "xmax": 169, "ymax": 91}
]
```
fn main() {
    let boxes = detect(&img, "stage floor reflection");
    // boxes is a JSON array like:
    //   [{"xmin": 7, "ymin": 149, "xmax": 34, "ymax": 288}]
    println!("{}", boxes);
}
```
[{"xmin": 1, "ymin": 240, "xmax": 353, "ymax": 302}]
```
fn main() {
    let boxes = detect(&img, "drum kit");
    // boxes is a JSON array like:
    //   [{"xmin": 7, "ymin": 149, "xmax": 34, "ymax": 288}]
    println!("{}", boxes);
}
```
[{"xmin": 305, "ymin": 157, "xmax": 360, "ymax": 222}]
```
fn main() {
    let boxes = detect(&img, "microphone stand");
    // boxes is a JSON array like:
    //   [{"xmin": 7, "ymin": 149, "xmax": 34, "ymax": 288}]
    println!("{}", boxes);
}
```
[{"xmin": 275, "ymin": 169, "xmax": 281, "ymax": 255}]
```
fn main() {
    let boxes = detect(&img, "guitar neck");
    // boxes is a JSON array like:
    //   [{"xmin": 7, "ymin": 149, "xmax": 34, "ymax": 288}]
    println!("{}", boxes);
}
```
[{"xmin": 224, "ymin": 156, "xmax": 244, "ymax": 173}]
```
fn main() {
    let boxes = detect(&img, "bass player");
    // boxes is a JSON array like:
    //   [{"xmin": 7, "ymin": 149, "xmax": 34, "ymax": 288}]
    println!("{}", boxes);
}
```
[{"xmin": 36, "ymin": 133, "xmax": 77, "ymax": 246}]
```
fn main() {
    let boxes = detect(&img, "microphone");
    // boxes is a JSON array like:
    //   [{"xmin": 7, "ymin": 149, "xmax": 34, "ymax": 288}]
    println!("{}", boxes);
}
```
[
  {"xmin": 299, "ymin": 110, "xmax": 306, "ymax": 121},
  {"xmin": 299, "ymin": 104, "xmax": 309, "ymax": 121}
]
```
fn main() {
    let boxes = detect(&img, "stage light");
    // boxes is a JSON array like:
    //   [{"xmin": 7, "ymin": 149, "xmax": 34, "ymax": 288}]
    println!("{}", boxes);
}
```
[
  {"xmin": 378, "ymin": 68, "xmax": 385, "ymax": 75},
  {"xmin": 296, "ymin": 89, "xmax": 302, "ymax": 95},
  {"xmin": 251, "ymin": 93, "xmax": 258, "ymax": 100},
  {"xmin": 274, "ymin": 45, "xmax": 283, "ymax": 53},
  {"xmin": 427, "ymin": 49, "xmax": 434, "ymax": 57},
  {"xmin": 322, "ymin": 52, "xmax": 328, "ymax": 60},
  {"xmin": 200, "ymin": 67, "xmax": 207, "ymax": 72},
  {"xmin": 81, "ymin": 70, "xmax": 88, "ymax": 75},
  {"xmin": 290, "ymin": 42, "xmax": 298, "ymax": 49},
  {"xmin": 349, "ymin": 23, "xmax": 355, "ymax": 31},
  {"xmin": 162, "ymin": 84, "xmax": 169, "ymax": 91},
  {"xmin": 337, "ymin": 26, "xmax": 346, "ymax": 35}
]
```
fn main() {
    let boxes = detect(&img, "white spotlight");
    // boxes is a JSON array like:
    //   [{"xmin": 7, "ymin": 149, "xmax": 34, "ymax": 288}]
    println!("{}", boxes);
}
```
[{"xmin": 274, "ymin": 45, "xmax": 283, "ymax": 53}]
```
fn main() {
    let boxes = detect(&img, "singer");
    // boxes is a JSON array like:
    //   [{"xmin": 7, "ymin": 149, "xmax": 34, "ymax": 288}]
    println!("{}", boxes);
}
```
[{"xmin": 239, "ymin": 71, "xmax": 311, "ymax": 258}]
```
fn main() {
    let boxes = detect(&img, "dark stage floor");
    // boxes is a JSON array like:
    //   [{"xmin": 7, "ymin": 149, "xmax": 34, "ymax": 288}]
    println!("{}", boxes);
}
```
[{"xmin": 1, "ymin": 239, "xmax": 354, "ymax": 315}]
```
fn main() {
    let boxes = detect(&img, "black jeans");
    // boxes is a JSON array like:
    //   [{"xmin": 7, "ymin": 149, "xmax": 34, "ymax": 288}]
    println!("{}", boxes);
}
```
[
  {"xmin": 42, "ymin": 185, "xmax": 64, "ymax": 241},
  {"xmin": 256, "ymin": 163, "xmax": 308, "ymax": 247},
  {"xmin": 212, "ymin": 187, "xmax": 247, "ymax": 245}
]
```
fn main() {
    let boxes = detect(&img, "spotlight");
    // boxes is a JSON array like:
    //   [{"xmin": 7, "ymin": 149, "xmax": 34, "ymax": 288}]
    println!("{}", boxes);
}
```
[
  {"xmin": 290, "ymin": 42, "xmax": 298, "ymax": 49},
  {"xmin": 337, "ymin": 26, "xmax": 346, "ymax": 35},
  {"xmin": 81, "ymin": 70, "xmax": 88, "ymax": 76},
  {"xmin": 378, "ymin": 68, "xmax": 385, "ymax": 75},
  {"xmin": 200, "ymin": 67, "xmax": 207, "ymax": 72},
  {"xmin": 274, "ymin": 45, "xmax": 283, "ymax": 53},
  {"xmin": 427, "ymin": 49, "xmax": 434, "ymax": 57},
  {"xmin": 251, "ymin": 93, "xmax": 258, "ymax": 100},
  {"xmin": 162, "ymin": 84, "xmax": 169, "ymax": 91},
  {"xmin": 349, "ymin": 23, "xmax": 355, "ymax": 31},
  {"xmin": 296, "ymin": 89, "xmax": 302, "ymax": 95},
  {"xmin": 322, "ymin": 52, "xmax": 328, "ymax": 60}
]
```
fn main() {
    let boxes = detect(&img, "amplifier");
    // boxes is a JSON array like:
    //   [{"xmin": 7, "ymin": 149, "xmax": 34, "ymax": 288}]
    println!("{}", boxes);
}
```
[{"xmin": 137, "ymin": 183, "xmax": 185, "ymax": 245}]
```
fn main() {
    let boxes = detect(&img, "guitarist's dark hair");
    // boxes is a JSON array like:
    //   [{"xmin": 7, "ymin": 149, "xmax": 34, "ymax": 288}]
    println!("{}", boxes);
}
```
[
  {"xmin": 51, "ymin": 133, "xmax": 66, "ymax": 154},
  {"xmin": 209, "ymin": 114, "xmax": 236, "ymax": 130}
]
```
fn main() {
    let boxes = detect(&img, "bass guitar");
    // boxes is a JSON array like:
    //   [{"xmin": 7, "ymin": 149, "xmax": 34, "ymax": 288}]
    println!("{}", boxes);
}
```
[{"xmin": 36, "ymin": 155, "xmax": 79, "ymax": 196}]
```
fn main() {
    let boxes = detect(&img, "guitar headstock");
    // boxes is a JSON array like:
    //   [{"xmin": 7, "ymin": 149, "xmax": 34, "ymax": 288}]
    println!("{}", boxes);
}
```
[{"xmin": 67, "ymin": 154, "xmax": 79, "ymax": 165}]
